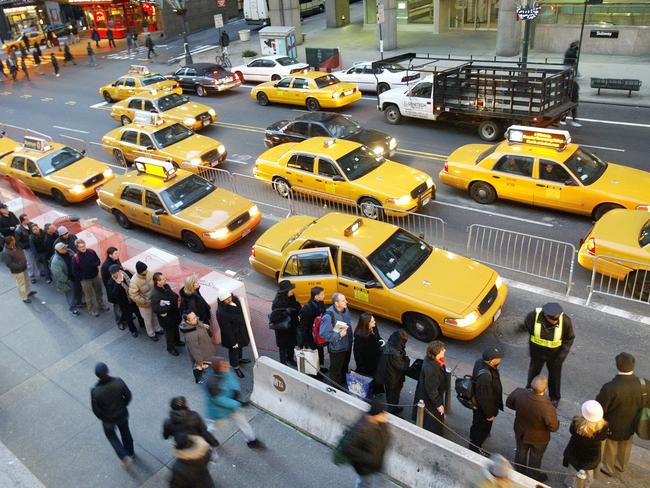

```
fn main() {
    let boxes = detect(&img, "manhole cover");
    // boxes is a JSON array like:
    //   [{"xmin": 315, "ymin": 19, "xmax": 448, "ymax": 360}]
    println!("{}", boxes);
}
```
[{"xmin": 492, "ymin": 314, "xmax": 529, "ymax": 347}]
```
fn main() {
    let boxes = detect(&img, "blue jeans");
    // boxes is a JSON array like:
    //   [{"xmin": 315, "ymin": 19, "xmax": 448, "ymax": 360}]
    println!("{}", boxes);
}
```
[
  {"xmin": 102, "ymin": 417, "xmax": 134, "ymax": 459},
  {"xmin": 356, "ymin": 473, "xmax": 379, "ymax": 488},
  {"xmin": 65, "ymin": 289, "xmax": 77, "ymax": 310}
]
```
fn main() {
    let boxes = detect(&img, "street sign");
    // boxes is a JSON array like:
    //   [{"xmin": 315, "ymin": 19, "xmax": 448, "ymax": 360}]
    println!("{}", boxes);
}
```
[
  {"xmin": 214, "ymin": 14, "xmax": 224, "ymax": 29},
  {"xmin": 376, "ymin": 1, "xmax": 385, "ymax": 24}
]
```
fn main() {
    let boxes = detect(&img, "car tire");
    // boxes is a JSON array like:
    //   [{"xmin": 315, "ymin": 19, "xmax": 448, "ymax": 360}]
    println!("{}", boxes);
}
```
[
  {"xmin": 384, "ymin": 104, "xmax": 402, "ymax": 125},
  {"xmin": 306, "ymin": 98, "xmax": 320, "ymax": 111},
  {"xmin": 404, "ymin": 313, "xmax": 441, "ymax": 342},
  {"xmin": 593, "ymin": 203, "xmax": 623, "ymax": 221},
  {"xmin": 272, "ymin": 177, "xmax": 291, "ymax": 198},
  {"xmin": 257, "ymin": 92, "xmax": 269, "ymax": 106},
  {"xmin": 120, "ymin": 115, "xmax": 131, "ymax": 126},
  {"xmin": 377, "ymin": 83, "xmax": 390, "ymax": 94},
  {"xmin": 358, "ymin": 197, "xmax": 382, "ymax": 220},
  {"xmin": 103, "ymin": 91, "xmax": 113, "ymax": 103},
  {"xmin": 470, "ymin": 181, "xmax": 497, "ymax": 204},
  {"xmin": 271, "ymin": 74, "xmax": 281, "ymax": 81},
  {"xmin": 478, "ymin": 120, "xmax": 502, "ymax": 142},
  {"xmin": 319, "ymin": 3, "xmax": 325, "ymax": 12},
  {"xmin": 196, "ymin": 85, "xmax": 206, "ymax": 97},
  {"xmin": 113, "ymin": 149, "xmax": 128, "ymax": 167},
  {"xmin": 51, "ymin": 189, "xmax": 68, "ymax": 206},
  {"xmin": 113, "ymin": 210, "xmax": 132, "ymax": 229},
  {"xmin": 626, "ymin": 271, "xmax": 650, "ymax": 301},
  {"xmin": 182, "ymin": 231, "xmax": 206, "ymax": 253}
]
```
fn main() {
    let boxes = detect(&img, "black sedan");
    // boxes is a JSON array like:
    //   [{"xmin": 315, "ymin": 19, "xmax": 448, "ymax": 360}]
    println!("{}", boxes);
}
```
[
  {"xmin": 264, "ymin": 112, "xmax": 397, "ymax": 156},
  {"xmin": 166, "ymin": 63, "xmax": 241, "ymax": 97}
]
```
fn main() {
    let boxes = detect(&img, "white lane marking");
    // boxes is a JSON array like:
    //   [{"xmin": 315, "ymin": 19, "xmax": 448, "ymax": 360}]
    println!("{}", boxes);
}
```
[
  {"xmin": 90, "ymin": 101, "xmax": 108, "ymax": 109},
  {"xmin": 52, "ymin": 125, "xmax": 89, "ymax": 134},
  {"xmin": 581, "ymin": 144, "xmax": 625, "ymax": 153},
  {"xmin": 577, "ymin": 117, "xmax": 650, "ymax": 129},
  {"xmin": 433, "ymin": 200, "xmax": 554, "ymax": 227},
  {"xmin": 224, "ymin": 159, "xmax": 248, "ymax": 165}
]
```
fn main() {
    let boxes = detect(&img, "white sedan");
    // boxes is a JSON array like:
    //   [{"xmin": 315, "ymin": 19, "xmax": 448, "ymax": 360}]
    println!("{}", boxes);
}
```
[
  {"xmin": 332, "ymin": 61, "xmax": 420, "ymax": 94},
  {"xmin": 231, "ymin": 55, "xmax": 310, "ymax": 83}
]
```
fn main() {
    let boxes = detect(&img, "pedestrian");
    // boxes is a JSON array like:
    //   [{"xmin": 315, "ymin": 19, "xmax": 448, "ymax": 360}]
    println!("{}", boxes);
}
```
[
  {"xmin": 413, "ymin": 340, "xmax": 448, "ymax": 435},
  {"xmin": 525, "ymin": 302, "xmax": 575, "ymax": 407},
  {"xmin": 375, "ymin": 330, "xmax": 410, "ymax": 414},
  {"xmin": 90, "ymin": 362, "xmax": 135, "ymax": 466},
  {"xmin": 63, "ymin": 43, "xmax": 76, "ymax": 66},
  {"xmin": 319, "ymin": 292, "xmax": 353, "ymax": 389},
  {"xmin": 472, "ymin": 454, "xmax": 514, "ymax": 488},
  {"xmin": 42, "ymin": 223, "xmax": 57, "ymax": 260},
  {"xmin": 132, "ymin": 30, "xmax": 139, "ymax": 49},
  {"xmin": 563, "ymin": 41, "xmax": 579, "ymax": 71},
  {"xmin": 8, "ymin": 56, "xmax": 18, "ymax": 81},
  {"xmin": 506, "ymin": 375, "xmax": 559, "ymax": 482},
  {"xmin": 563, "ymin": 400, "xmax": 609, "ymax": 487},
  {"xmin": 19, "ymin": 43, "xmax": 27, "ymax": 60},
  {"xmin": 204, "ymin": 356, "xmax": 264, "ymax": 449},
  {"xmin": 181, "ymin": 312, "xmax": 215, "ymax": 384},
  {"xmin": 107, "ymin": 27, "xmax": 116, "ymax": 48},
  {"xmin": 269, "ymin": 280, "xmax": 300, "ymax": 366},
  {"xmin": 91, "ymin": 28, "xmax": 101, "ymax": 47},
  {"xmin": 106, "ymin": 264, "xmax": 144, "ymax": 337},
  {"xmin": 50, "ymin": 52, "xmax": 60, "ymax": 77},
  {"xmin": 126, "ymin": 32, "xmax": 132, "ymax": 55},
  {"xmin": 129, "ymin": 261, "xmax": 163, "ymax": 340},
  {"xmin": 469, "ymin": 347, "xmax": 504, "ymax": 454},
  {"xmin": 29, "ymin": 223, "xmax": 52, "ymax": 283},
  {"xmin": 1, "ymin": 235, "xmax": 35, "ymax": 303},
  {"xmin": 297, "ymin": 286, "xmax": 327, "ymax": 373},
  {"xmin": 31, "ymin": 45, "xmax": 41, "ymax": 68},
  {"xmin": 54, "ymin": 225, "xmax": 78, "ymax": 252},
  {"xmin": 596, "ymin": 352, "xmax": 645, "ymax": 476},
  {"xmin": 71, "ymin": 239, "xmax": 106, "ymax": 317},
  {"xmin": 220, "ymin": 30, "xmax": 230, "ymax": 56},
  {"xmin": 19, "ymin": 56, "xmax": 29, "ymax": 80},
  {"xmin": 353, "ymin": 312, "xmax": 383, "ymax": 380},
  {"xmin": 163, "ymin": 396, "xmax": 219, "ymax": 449},
  {"xmin": 169, "ymin": 432, "xmax": 215, "ymax": 488},
  {"xmin": 179, "ymin": 274, "xmax": 211, "ymax": 324},
  {"xmin": 344, "ymin": 399, "xmax": 390, "ymax": 488},
  {"xmin": 101, "ymin": 246, "xmax": 124, "ymax": 325},
  {"xmin": 569, "ymin": 79, "xmax": 581, "ymax": 127},
  {"xmin": 71, "ymin": 24, "xmax": 79, "ymax": 44},
  {"xmin": 152, "ymin": 272, "xmax": 183, "ymax": 356},
  {"xmin": 87, "ymin": 42, "xmax": 97, "ymax": 67},
  {"xmin": 14, "ymin": 214, "xmax": 36, "ymax": 282},
  {"xmin": 50, "ymin": 242, "xmax": 79, "ymax": 315},
  {"xmin": 0, "ymin": 204, "xmax": 19, "ymax": 238},
  {"xmin": 215, "ymin": 290, "xmax": 251, "ymax": 378},
  {"xmin": 33, "ymin": 40, "xmax": 41, "ymax": 57},
  {"xmin": 145, "ymin": 34, "xmax": 156, "ymax": 59}
]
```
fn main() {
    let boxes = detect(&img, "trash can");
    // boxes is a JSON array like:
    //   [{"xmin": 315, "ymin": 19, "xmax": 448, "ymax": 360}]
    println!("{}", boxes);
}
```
[{"xmin": 239, "ymin": 29, "xmax": 251, "ymax": 42}]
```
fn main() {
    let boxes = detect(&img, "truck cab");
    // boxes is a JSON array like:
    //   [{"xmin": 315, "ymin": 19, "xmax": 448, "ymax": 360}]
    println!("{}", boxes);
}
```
[{"xmin": 379, "ymin": 77, "xmax": 437, "ymax": 123}]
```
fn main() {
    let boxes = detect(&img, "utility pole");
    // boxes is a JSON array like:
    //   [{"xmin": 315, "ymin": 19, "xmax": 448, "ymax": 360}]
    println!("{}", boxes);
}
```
[
  {"xmin": 516, "ymin": 2, "xmax": 541, "ymax": 68},
  {"xmin": 576, "ymin": 0, "xmax": 602, "ymax": 76},
  {"xmin": 168, "ymin": 0, "xmax": 193, "ymax": 64}
]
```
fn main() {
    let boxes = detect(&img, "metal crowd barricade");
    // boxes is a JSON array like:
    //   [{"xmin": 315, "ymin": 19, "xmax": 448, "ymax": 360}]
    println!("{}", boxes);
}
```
[
  {"xmin": 195, "ymin": 166, "xmax": 235, "ymax": 192},
  {"xmin": 586, "ymin": 255, "xmax": 650, "ymax": 306},
  {"xmin": 466, "ymin": 224, "xmax": 575, "ymax": 295},
  {"xmin": 379, "ymin": 206, "xmax": 447, "ymax": 248},
  {"xmin": 230, "ymin": 172, "xmax": 292, "ymax": 218},
  {"xmin": 289, "ymin": 186, "xmax": 360, "ymax": 219}
]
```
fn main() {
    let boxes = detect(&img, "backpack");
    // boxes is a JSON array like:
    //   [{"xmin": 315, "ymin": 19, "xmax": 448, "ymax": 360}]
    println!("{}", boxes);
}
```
[
  {"xmin": 312, "ymin": 311, "xmax": 333, "ymax": 347},
  {"xmin": 455, "ymin": 369, "xmax": 488, "ymax": 410},
  {"xmin": 332, "ymin": 426, "xmax": 355, "ymax": 465},
  {"xmin": 635, "ymin": 378, "xmax": 650, "ymax": 440}
]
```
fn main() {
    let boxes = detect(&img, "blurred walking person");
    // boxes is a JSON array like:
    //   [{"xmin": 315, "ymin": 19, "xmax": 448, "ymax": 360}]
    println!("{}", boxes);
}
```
[
  {"xmin": 145, "ymin": 33, "xmax": 156, "ymax": 59},
  {"xmin": 91, "ymin": 28, "xmax": 101, "ymax": 47},
  {"xmin": 50, "ymin": 52, "xmax": 60, "ymax": 77},
  {"xmin": 129, "ymin": 261, "xmax": 163, "ymax": 340},
  {"xmin": 472, "ymin": 454, "xmax": 514, "ymax": 488},
  {"xmin": 297, "ymin": 286, "xmax": 327, "ymax": 372},
  {"xmin": 126, "ymin": 32, "xmax": 133, "ymax": 55},
  {"xmin": 163, "ymin": 396, "xmax": 219, "ymax": 449},
  {"xmin": 50, "ymin": 243, "xmax": 79, "ymax": 315},
  {"xmin": 469, "ymin": 348, "xmax": 504, "ymax": 454},
  {"xmin": 152, "ymin": 272, "xmax": 183, "ymax": 356},
  {"xmin": 375, "ymin": 330, "xmax": 410, "ymax": 415},
  {"xmin": 71, "ymin": 239, "xmax": 106, "ymax": 317},
  {"xmin": 413, "ymin": 340, "xmax": 447, "ymax": 435},
  {"xmin": 0, "ymin": 57, "xmax": 6, "ymax": 78},
  {"xmin": 20, "ymin": 56, "xmax": 29, "ymax": 80},
  {"xmin": 7, "ymin": 57, "xmax": 18, "ymax": 81},
  {"xmin": 87, "ymin": 42, "xmax": 97, "ymax": 67},
  {"xmin": 180, "ymin": 312, "xmax": 214, "ymax": 384},
  {"xmin": 106, "ymin": 265, "xmax": 144, "ymax": 337},
  {"xmin": 63, "ymin": 43, "xmax": 76, "ymax": 65},
  {"xmin": 269, "ymin": 280, "xmax": 299, "ymax": 366},
  {"xmin": 31, "ymin": 45, "xmax": 41, "ymax": 70},
  {"xmin": 169, "ymin": 433, "xmax": 215, "ymax": 488},
  {"xmin": 107, "ymin": 28, "xmax": 116, "ymax": 48},
  {"xmin": 1, "ymin": 235, "xmax": 35, "ymax": 303},
  {"xmin": 216, "ymin": 290, "xmax": 251, "ymax": 378}
]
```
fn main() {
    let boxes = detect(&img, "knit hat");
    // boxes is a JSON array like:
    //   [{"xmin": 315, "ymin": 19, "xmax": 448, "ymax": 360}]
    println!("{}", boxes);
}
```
[
  {"xmin": 57, "ymin": 225, "xmax": 68, "ymax": 236},
  {"xmin": 135, "ymin": 261, "xmax": 147, "ymax": 274},
  {"xmin": 581, "ymin": 400, "xmax": 604, "ymax": 423},
  {"xmin": 94, "ymin": 362, "xmax": 109, "ymax": 379},
  {"xmin": 278, "ymin": 280, "xmax": 295, "ymax": 294},
  {"xmin": 217, "ymin": 289, "xmax": 231, "ymax": 302},
  {"xmin": 488, "ymin": 454, "xmax": 512, "ymax": 479},
  {"xmin": 616, "ymin": 352, "xmax": 635, "ymax": 373},
  {"xmin": 542, "ymin": 302, "xmax": 563, "ymax": 319},
  {"xmin": 170, "ymin": 396, "xmax": 187, "ymax": 411},
  {"xmin": 54, "ymin": 242, "xmax": 67, "ymax": 251},
  {"xmin": 108, "ymin": 264, "xmax": 121, "ymax": 274},
  {"xmin": 482, "ymin": 347, "xmax": 503, "ymax": 361}
]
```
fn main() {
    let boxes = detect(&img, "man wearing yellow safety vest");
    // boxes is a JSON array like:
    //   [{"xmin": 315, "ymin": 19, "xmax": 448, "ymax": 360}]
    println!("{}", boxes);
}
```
[{"xmin": 524, "ymin": 303, "xmax": 575, "ymax": 408}]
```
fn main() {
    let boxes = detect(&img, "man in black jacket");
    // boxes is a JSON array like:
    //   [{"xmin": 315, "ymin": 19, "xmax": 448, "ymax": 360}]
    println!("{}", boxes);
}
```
[
  {"xmin": 106, "ymin": 265, "xmax": 143, "ymax": 337},
  {"xmin": 29, "ymin": 223, "xmax": 52, "ymax": 283},
  {"xmin": 596, "ymin": 352, "xmax": 645, "ymax": 476},
  {"xmin": 0, "ymin": 204, "xmax": 19, "ymax": 238},
  {"xmin": 469, "ymin": 347, "xmax": 504, "ymax": 454},
  {"xmin": 297, "ymin": 286, "xmax": 327, "ymax": 373},
  {"xmin": 71, "ymin": 239, "xmax": 106, "ymax": 317},
  {"xmin": 152, "ymin": 272, "xmax": 183, "ymax": 356},
  {"xmin": 163, "ymin": 396, "xmax": 219, "ymax": 449},
  {"xmin": 90, "ymin": 362, "xmax": 135, "ymax": 465},
  {"xmin": 1, "ymin": 235, "xmax": 36, "ymax": 302},
  {"xmin": 101, "ymin": 247, "xmax": 124, "ymax": 326},
  {"xmin": 14, "ymin": 214, "xmax": 36, "ymax": 283},
  {"xmin": 346, "ymin": 400, "xmax": 390, "ymax": 488},
  {"xmin": 42, "ymin": 223, "xmax": 58, "ymax": 261},
  {"xmin": 375, "ymin": 330, "xmax": 410, "ymax": 415},
  {"xmin": 413, "ymin": 340, "xmax": 447, "ymax": 435}
]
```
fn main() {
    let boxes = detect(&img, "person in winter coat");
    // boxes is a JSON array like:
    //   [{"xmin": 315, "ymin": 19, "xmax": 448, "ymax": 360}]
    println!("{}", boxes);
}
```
[
  {"xmin": 0, "ymin": 204, "xmax": 19, "ymax": 237},
  {"xmin": 71, "ymin": 239, "xmax": 106, "ymax": 316},
  {"xmin": 50, "ymin": 52, "xmax": 59, "ymax": 77},
  {"xmin": 101, "ymin": 247, "xmax": 125, "ymax": 326},
  {"xmin": 596, "ymin": 352, "xmax": 645, "ymax": 476},
  {"xmin": 55, "ymin": 225, "xmax": 81, "ymax": 304},
  {"xmin": 1, "ymin": 235, "xmax": 34, "ymax": 302},
  {"xmin": 19, "ymin": 56, "xmax": 29, "ymax": 81},
  {"xmin": 472, "ymin": 454, "xmax": 514, "ymax": 488},
  {"xmin": 563, "ymin": 400, "xmax": 609, "ymax": 487},
  {"xmin": 179, "ymin": 275, "xmax": 211, "ymax": 324},
  {"xmin": 169, "ymin": 433, "xmax": 214, "ymax": 488},
  {"xmin": 469, "ymin": 347, "xmax": 504, "ymax": 454},
  {"xmin": 31, "ymin": 45, "xmax": 41, "ymax": 68},
  {"xmin": 91, "ymin": 28, "xmax": 101, "ymax": 47},
  {"xmin": 106, "ymin": 265, "xmax": 144, "ymax": 337},
  {"xmin": 129, "ymin": 261, "xmax": 163, "ymax": 340},
  {"xmin": 163, "ymin": 396, "xmax": 219, "ymax": 448},
  {"xmin": 152, "ymin": 272, "xmax": 183, "ymax": 356},
  {"xmin": 269, "ymin": 280, "xmax": 300, "ymax": 366},
  {"xmin": 345, "ymin": 399, "xmax": 390, "ymax": 488},
  {"xmin": 7, "ymin": 56, "xmax": 18, "ymax": 80},
  {"xmin": 563, "ymin": 41, "xmax": 579, "ymax": 69},
  {"xmin": 215, "ymin": 291, "xmax": 251, "ymax": 378},
  {"xmin": 204, "ymin": 356, "xmax": 264, "ymax": 449},
  {"xmin": 375, "ymin": 330, "xmax": 410, "ymax": 414},
  {"xmin": 106, "ymin": 28, "xmax": 116, "ymax": 48},
  {"xmin": 14, "ymin": 213, "xmax": 36, "ymax": 282},
  {"xmin": 90, "ymin": 362, "xmax": 135, "ymax": 465},
  {"xmin": 506, "ymin": 375, "xmax": 559, "ymax": 482},
  {"xmin": 413, "ymin": 340, "xmax": 447, "ymax": 435},
  {"xmin": 180, "ymin": 312, "xmax": 215, "ymax": 383},
  {"xmin": 29, "ymin": 223, "xmax": 51, "ymax": 283},
  {"xmin": 50, "ymin": 242, "xmax": 78, "ymax": 314},
  {"xmin": 43, "ymin": 223, "xmax": 58, "ymax": 260},
  {"xmin": 145, "ymin": 34, "xmax": 156, "ymax": 59},
  {"xmin": 297, "ymin": 286, "xmax": 327, "ymax": 372},
  {"xmin": 87, "ymin": 42, "xmax": 97, "ymax": 66},
  {"xmin": 63, "ymin": 43, "xmax": 76, "ymax": 65},
  {"xmin": 319, "ymin": 292, "xmax": 353, "ymax": 389},
  {"xmin": 353, "ymin": 312, "xmax": 383, "ymax": 380}
]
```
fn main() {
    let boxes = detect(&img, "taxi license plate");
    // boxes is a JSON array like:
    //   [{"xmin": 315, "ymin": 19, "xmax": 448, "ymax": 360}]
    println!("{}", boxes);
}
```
[
  {"xmin": 421, "ymin": 196, "xmax": 431, "ymax": 206},
  {"xmin": 241, "ymin": 228, "xmax": 251, "ymax": 238},
  {"xmin": 493, "ymin": 308, "xmax": 502, "ymax": 323},
  {"xmin": 343, "ymin": 90, "xmax": 353, "ymax": 96}
]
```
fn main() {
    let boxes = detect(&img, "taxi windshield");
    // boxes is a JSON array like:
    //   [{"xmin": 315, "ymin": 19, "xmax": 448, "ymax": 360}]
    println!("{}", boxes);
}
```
[
  {"xmin": 276, "ymin": 57, "xmax": 299, "ymax": 66},
  {"xmin": 337, "ymin": 146, "xmax": 384, "ymax": 180},
  {"xmin": 157, "ymin": 94, "xmax": 189, "ymax": 112},
  {"xmin": 367, "ymin": 229, "xmax": 432, "ymax": 288},
  {"xmin": 324, "ymin": 115, "xmax": 361, "ymax": 138},
  {"xmin": 640, "ymin": 220, "xmax": 650, "ymax": 247},
  {"xmin": 141, "ymin": 74, "xmax": 166, "ymax": 86},
  {"xmin": 152, "ymin": 124, "xmax": 193, "ymax": 148},
  {"xmin": 314, "ymin": 74, "xmax": 340, "ymax": 88},
  {"xmin": 36, "ymin": 147, "xmax": 84, "ymax": 176},
  {"xmin": 564, "ymin": 148, "xmax": 608, "ymax": 185},
  {"xmin": 160, "ymin": 174, "xmax": 215, "ymax": 214}
]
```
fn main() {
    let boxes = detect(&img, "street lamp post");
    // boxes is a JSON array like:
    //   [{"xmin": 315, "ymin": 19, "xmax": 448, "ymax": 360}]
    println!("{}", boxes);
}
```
[
  {"xmin": 516, "ymin": 2, "xmax": 541, "ymax": 68},
  {"xmin": 168, "ymin": 0, "xmax": 193, "ymax": 64},
  {"xmin": 575, "ymin": 0, "xmax": 602, "ymax": 76}
]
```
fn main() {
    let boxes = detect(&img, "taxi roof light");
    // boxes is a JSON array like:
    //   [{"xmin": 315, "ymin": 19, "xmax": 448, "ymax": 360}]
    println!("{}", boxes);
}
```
[
  {"xmin": 133, "ymin": 110, "xmax": 164, "ymax": 126},
  {"xmin": 23, "ymin": 136, "xmax": 51, "ymax": 152},
  {"xmin": 344, "ymin": 218, "xmax": 363, "ymax": 237},
  {"xmin": 128, "ymin": 65, "xmax": 150, "ymax": 75},
  {"xmin": 324, "ymin": 138, "xmax": 336, "ymax": 148},
  {"xmin": 134, "ymin": 157, "xmax": 177, "ymax": 181},
  {"xmin": 506, "ymin": 125, "xmax": 571, "ymax": 151}
]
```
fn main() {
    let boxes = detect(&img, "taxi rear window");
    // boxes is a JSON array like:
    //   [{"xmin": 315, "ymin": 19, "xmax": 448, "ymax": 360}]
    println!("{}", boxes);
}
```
[
  {"xmin": 476, "ymin": 144, "xmax": 497, "ymax": 164},
  {"xmin": 314, "ymin": 74, "xmax": 340, "ymax": 89},
  {"xmin": 141, "ymin": 74, "xmax": 166, "ymax": 86},
  {"xmin": 640, "ymin": 221, "xmax": 650, "ymax": 247}
]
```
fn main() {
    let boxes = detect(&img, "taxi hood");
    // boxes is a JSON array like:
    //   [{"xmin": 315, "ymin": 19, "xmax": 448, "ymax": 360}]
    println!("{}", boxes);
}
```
[
  {"xmin": 176, "ymin": 188, "xmax": 252, "ymax": 229},
  {"xmin": 589, "ymin": 163, "xmax": 650, "ymax": 205},
  {"xmin": 163, "ymin": 134, "xmax": 221, "ymax": 160},
  {"xmin": 448, "ymin": 144, "xmax": 493, "ymax": 164},
  {"xmin": 354, "ymin": 160, "xmax": 430, "ymax": 196},
  {"xmin": 396, "ymin": 248, "xmax": 496, "ymax": 316},
  {"xmin": 47, "ymin": 157, "xmax": 107, "ymax": 185},
  {"xmin": 165, "ymin": 101, "xmax": 211, "ymax": 118},
  {"xmin": 589, "ymin": 209, "xmax": 649, "ymax": 249}
]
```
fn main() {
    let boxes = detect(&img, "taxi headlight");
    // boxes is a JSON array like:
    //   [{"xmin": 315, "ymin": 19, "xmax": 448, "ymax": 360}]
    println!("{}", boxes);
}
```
[
  {"xmin": 103, "ymin": 169, "xmax": 113, "ymax": 178},
  {"xmin": 150, "ymin": 89, "xmax": 158, "ymax": 95},
  {"xmin": 636, "ymin": 204, "xmax": 650, "ymax": 211},
  {"xmin": 208, "ymin": 108, "xmax": 216, "ymax": 117},
  {"xmin": 444, "ymin": 312, "xmax": 478, "ymax": 327},
  {"xmin": 389, "ymin": 137, "xmax": 397, "ymax": 150},
  {"xmin": 183, "ymin": 117, "xmax": 196, "ymax": 126},
  {"xmin": 332, "ymin": 92, "xmax": 341, "ymax": 99},
  {"xmin": 217, "ymin": 144, "xmax": 226, "ymax": 155},
  {"xmin": 386, "ymin": 195, "xmax": 410, "ymax": 206},
  {"xmin": 206, "ymin": 228, "xmax": 229, "ymax": 239},
  {"xmin": 373, "ymin": 145, "xmax": 384, "ymax": 156},
  {"xmin": 249, "ymin": 205, "xmax": 259, "ymax": 217},
  {"xmin": 495, "ymin": 276, "xmax": 503, "ymax": 289},
  {"xmin": 426, "ymin": 177, "xmax": 434, "ymax": 188},
  {"xmin": 189, "ymin": 157, "xmax": 202, "ymax": 166},
  {"xmin": 70, "ymin": 184, "xmax": 85, "ymax": 194}
]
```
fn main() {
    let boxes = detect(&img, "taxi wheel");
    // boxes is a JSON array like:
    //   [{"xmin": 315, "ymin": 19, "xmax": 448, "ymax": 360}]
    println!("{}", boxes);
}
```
[
  {"xmin": 182, "ymin": 231, "xmax": 206, "ymax": 253},
  {"xmin": 113, "ymin": 149, "xmax": 127, "ymax": 167},
  {"xmin": 273, "ymin": 177, "xmax": 291, "ymax": 198},
  {"xmin": 271, "ymin": 74, "xmax": 281, "ymax": 81},
  {"xmin": 51, "ymin": 189, "xmax": 68, "ymax": 206},
  {"xmin": 358, "ymin": 198, "xmax": 382, "ymax": 220},
  {"xmin": 377, "ymin": 83, "xmax": 390, "ymax": 94},
  {"xmin": 257, "ymin": 92, "xmax": 269, "ymax": 106},
  {"xmin": 384, "ymin": 104, "xmax": 402, "ymax": 125},
  {"xmin": 103, "ymin": 91, "xmax": 113, "ymax": 103},
  {"xmin": 478, "ymin": 120, "xmax": 502, "ymax": 142},
  {"xmin": 120, "ymin": 115, "xmax": 131, "ymax": 126},
  {"xmin": 113, "ymin": 210, "xmax": 132, "ymax": 229},
  {"xmin": 306, "ymin": 98, "xmax": 320, "ymax": 112},
  {"xmin": 593, "ymin": 203, "xmax": 623, "ymax": 221},
  {"xmin": 469, "ymin": 181, "xmax": 497, "ymax": 205},
  {"xmin": 626, "ymin": 271, "xmax": 650, "ymax": 301},
  {"xmin": 404, "ymin": 313, "xmax": 441, "ymax": 342},
  {"xmin": 196, "ymin": 85, "xmax": 207, "ymax": 97}
]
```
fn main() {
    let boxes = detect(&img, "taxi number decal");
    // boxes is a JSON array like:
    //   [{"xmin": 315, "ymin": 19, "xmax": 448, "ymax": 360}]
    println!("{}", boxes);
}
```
[
  {"xmin": 354, "ymin": 287, "xmax": 369, "ymax": 302},
  {"xmin": 325, "ymin": 182, "xmax": 337, "ymax": 194},
  {"xmin": 151, "ymin": 215, "xmax": 161, "ymax": 225},
  {"xmin": 545, "ymin": 187, "xmax": 562, "ymax": 199}
]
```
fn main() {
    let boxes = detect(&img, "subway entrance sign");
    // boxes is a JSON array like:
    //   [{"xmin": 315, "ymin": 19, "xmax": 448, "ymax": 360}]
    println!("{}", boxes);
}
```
[{"xmin": 506, "ymin": 125, "xmax": 571, "ymax": 151}]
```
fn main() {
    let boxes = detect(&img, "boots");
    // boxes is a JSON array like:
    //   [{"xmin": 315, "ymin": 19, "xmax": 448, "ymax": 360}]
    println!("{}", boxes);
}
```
[{"xmin": 193, "ymin": 368, "xmax": 204, "ymax": 384}]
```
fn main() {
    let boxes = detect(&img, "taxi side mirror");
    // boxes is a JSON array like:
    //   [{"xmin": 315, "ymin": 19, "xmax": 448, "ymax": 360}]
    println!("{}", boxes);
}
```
[
  {"xmin": 154, "ymin": 208, "xmax": 167, "ymax": 215},
  {"xmin": 365, "ymin": 280, "xmax": 381, "ymax": 289},
  {"xmin": 332, "ymin": 175, "xmax": 344, "ymax": 182},
  {"xmin": 145, "ymin": 145, "xmax": 154, "ymax": 151},
  {"xmin": 30, "ymin": 172, "xmax": 40, "ymax": 177},
  {"xmin": 565, "ymin": 179, "xmax": 578, "ymax": 187}
]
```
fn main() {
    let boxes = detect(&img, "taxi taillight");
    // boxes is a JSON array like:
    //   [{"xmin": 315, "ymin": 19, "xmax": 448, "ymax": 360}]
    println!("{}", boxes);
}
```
[
  {"xmin": 586, "ymin": 237, "xmax": 596, "ymax": 255},
  {"xmin": 443, "ymin": 162, "xmax": 449, "ymax": 173}
]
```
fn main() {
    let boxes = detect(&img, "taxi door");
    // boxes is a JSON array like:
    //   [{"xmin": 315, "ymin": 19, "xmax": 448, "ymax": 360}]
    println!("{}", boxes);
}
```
[
  {"xmin": 336, "ymin": 250, "xmax": 387, "ymax": 316},
  {"xmin": 314, "ymin": 157, "xmax": 351, "ymax": 202},
  {"xmin": 278, "ymin": 248, "xmax": 338, "ymax": 303},
  {"xmin": 122, "ymin": 77, "xmax": 138, "ymax": 99},
  {"xmin": 117, "ymin": 129, "xmax": 140, "ymax": 161},
  {"xmin": 488, "ymin": 154, "xmax": 535, "ymax": 204},
  {"xmin": 126, "ymin": 98, "xmax": 144, "ymax": 121},
  {"xmin": 117, "ymin": 185, "xmax": 146, "ymax": 225},
  {"xmin": 7, "ymin": 156, "xmax": 40, "ymax": 193},
  {"xmin": 271, "ymin": 77, "xmax": 293, "ymax": 103},
  {"xmin": 533, "ymin": 159, "xmax": 585, "ymax": 212},
  {"xmin": 143, "ymin": 190, "xmax": 175, "ymax": 236},
  {"xmin": 25, "ymin": 158, "xmax": 48, "ymax": 195},
  {"xmin": 285, "ymin": 153, "xmax": 319, "ymax": 190},
  {"xmin": 291, "ymin": 78, "xmax": 310, "ymax": 105},
  {"xmin": 402, "ymin": 81, "xmax": 435, "ymax": 120}
]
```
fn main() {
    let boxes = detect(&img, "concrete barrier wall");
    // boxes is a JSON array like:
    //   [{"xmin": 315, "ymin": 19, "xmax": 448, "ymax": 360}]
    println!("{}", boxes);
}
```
[{"xmin": 251, "ymin": 356, "xmax": 547, "ymax": 488}]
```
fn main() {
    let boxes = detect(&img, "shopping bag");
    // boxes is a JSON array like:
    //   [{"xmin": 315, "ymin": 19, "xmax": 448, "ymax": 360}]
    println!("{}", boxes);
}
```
[
  {"xmin": 294, "ymin": 347, "xmax": 320, "ymax": 375},
  {"xmin": 346, "ymin": 371, "xmax": 373, "ymax": 399}
]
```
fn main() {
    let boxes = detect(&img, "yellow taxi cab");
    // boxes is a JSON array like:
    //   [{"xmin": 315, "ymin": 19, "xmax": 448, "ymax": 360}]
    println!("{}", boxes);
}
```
[
  {"xmin": 2, "ymin": 31, "xmax": 46, "ymax": 52},
  {"xmin": 97, "ymin": 158, "xmax": 261, "ymax": 252},
  {"xmin": 578, "ymin": 209, "xmax": 650, "ymax": 299},
  {"xmin": 110, "ymin": 92, "xmax": 217, "ymax": 130},
  {"xmin": 255, "ymin": 137, "xmax": 434, "ymax": 219},
  {"xmin": 250, "ymin": 71, "xmax": 361, "ymax": 111},
  {"xmin": 99, "ymin": 65, "xmax": 182, "ymax": 103},
  {"xmin": 101, "ymin": 113, "xmax": 227, "ymax": 170},
  {"xmin": 0, "ymin": 136, "xmax": 114, "ymax": 205},
  {"xmin": 439, "ymin": 125, "xmax": 650, "ymax": 220},
  {"xmin": 249, "ymin": 212, "xmax": 507, "ymax": 341}
]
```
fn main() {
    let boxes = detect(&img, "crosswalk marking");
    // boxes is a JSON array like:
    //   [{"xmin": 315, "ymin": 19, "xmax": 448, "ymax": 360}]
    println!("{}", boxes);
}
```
[
  {"xmin": 65, "ymin": 100, "xmax": 77, "ymax": 106},
  {"xmin": 19, "ymin": 94, "xmax": 32, "ymax": 98},
  {"xmin": 41, "ymin": 97, "xmax": 53, "ymax": 102}
]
